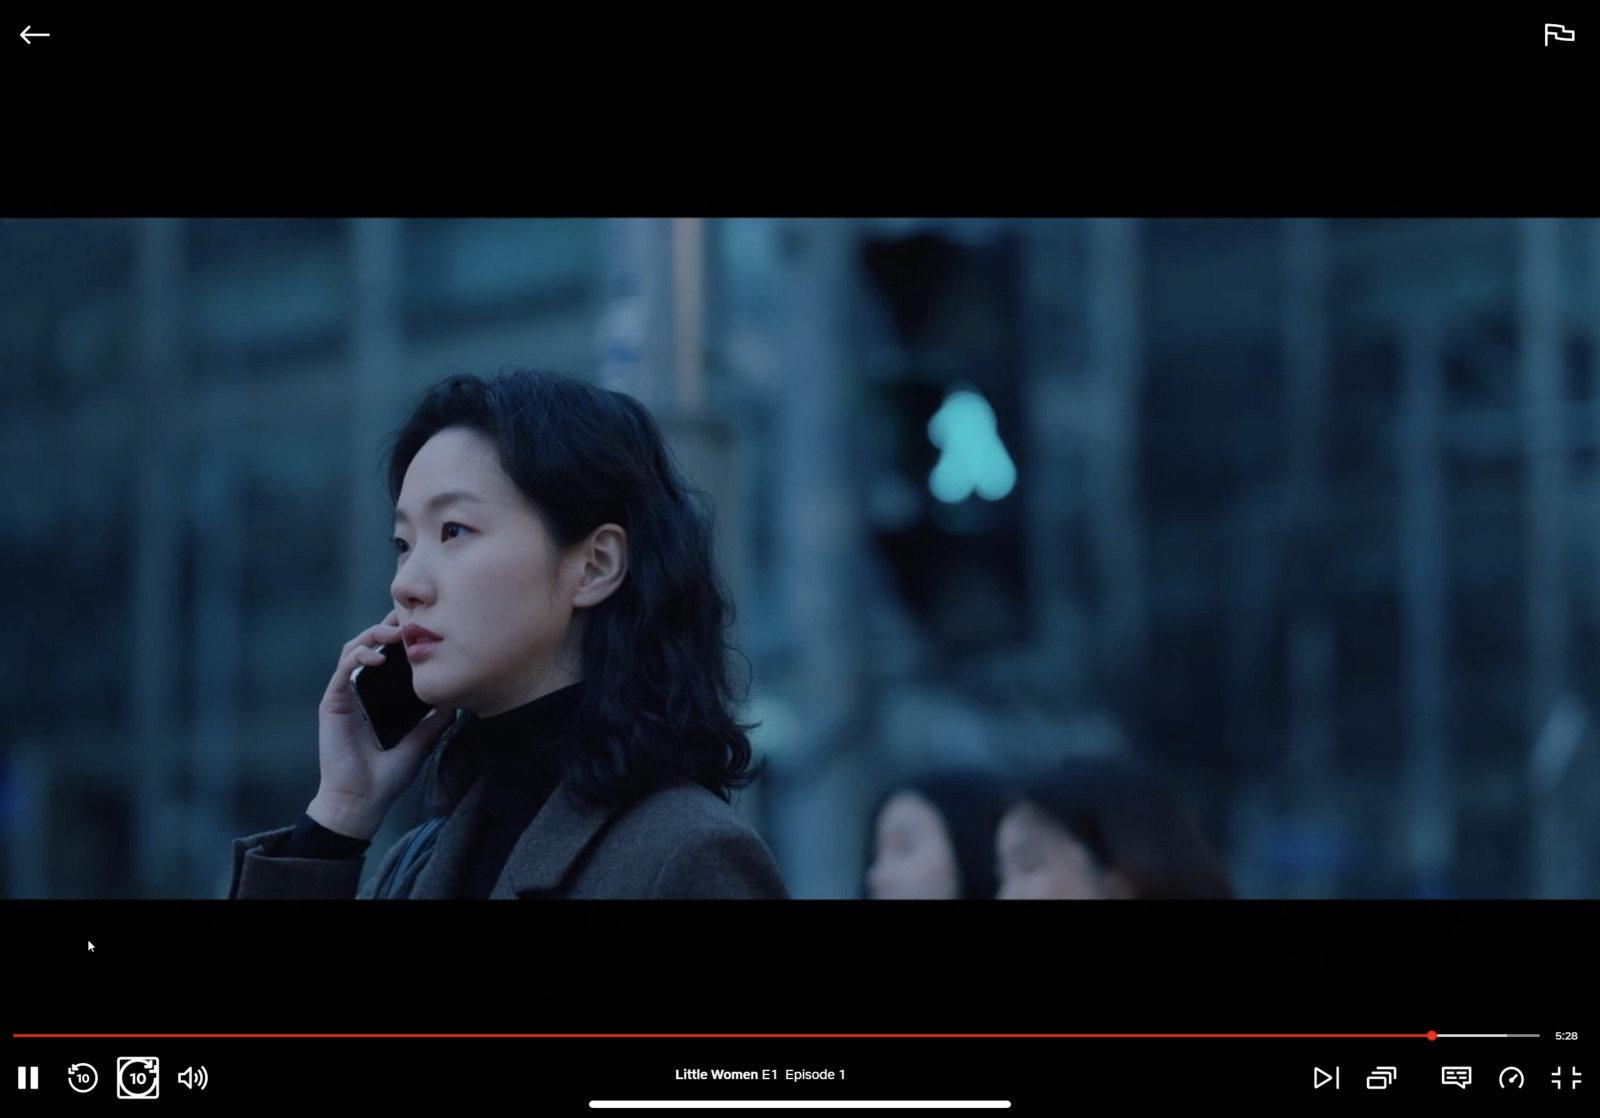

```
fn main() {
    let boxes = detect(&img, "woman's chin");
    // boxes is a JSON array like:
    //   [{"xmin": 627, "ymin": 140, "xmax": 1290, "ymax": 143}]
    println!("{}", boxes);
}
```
[{"xmin": 409, "ymin": 673, "xmax": 457, "ymax": 711}]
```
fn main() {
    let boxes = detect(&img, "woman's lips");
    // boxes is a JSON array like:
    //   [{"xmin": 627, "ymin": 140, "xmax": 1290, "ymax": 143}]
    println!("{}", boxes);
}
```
[
  {"xmin": 405, "ymin": 637, "xmax": 441, "ymax": 662},
  {"xmin": 400, "ymin": 623, "xmax": 442, "ymax": 660}
]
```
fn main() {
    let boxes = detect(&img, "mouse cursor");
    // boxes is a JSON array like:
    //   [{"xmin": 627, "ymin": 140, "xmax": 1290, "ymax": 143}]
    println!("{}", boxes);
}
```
[{"xmin": 88, "ymin": 942, "xmax": 95, "ymax": 952}]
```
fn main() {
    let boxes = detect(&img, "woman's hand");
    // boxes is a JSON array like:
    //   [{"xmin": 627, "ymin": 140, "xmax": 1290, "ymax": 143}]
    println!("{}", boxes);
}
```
[{"xmin": 307, "ymin": 610, "xmax": 454, "ymax": 841}]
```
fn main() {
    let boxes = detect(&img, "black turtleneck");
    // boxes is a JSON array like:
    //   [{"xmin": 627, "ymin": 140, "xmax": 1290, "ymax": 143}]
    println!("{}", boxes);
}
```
[
  {"xmin": 282, "ymin": 682, "xmax": 584, "ymax": 899},
  {"xmin": 454, "ymin": 681, "xmax": 581, "ymax": 898}
]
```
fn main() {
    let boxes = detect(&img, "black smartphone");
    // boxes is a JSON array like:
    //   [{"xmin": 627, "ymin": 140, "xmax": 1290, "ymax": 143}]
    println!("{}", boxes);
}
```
[{"xmin": 349, "ymin": 642, "xmax": 433, "ymax": 750}]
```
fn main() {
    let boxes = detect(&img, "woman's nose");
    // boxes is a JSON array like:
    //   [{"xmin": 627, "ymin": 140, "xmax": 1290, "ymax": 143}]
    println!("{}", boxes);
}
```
[{"xmin": 390, "ymin": 558, "xmax": 433, "ymax": 609}]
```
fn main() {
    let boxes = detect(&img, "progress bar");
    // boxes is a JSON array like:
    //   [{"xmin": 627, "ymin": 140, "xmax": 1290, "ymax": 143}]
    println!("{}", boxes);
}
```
[
  {"xmin": 1435, "ymin": 1034, "xmax": 1540, "ymax": 1038},
  {"xmin": 590, "ymin": 1104, "xmax": 1011, "ymax": 1110}
]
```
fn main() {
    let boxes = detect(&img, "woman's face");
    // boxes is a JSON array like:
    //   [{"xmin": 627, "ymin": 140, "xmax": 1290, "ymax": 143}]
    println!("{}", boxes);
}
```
[
  {"xmin": 995, "ymin": 802, "xmax": 1128, "ymax": 900},
  {"xmin": 389, "ymin": 427, "xmax": 583, "ymax": 717},
  {"xmin": 866, "ymin": 791, "xmax": 962, "ymax": 900}
]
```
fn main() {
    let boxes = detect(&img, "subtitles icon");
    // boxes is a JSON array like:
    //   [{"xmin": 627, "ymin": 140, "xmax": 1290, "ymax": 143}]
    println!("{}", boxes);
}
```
[
  {"xmin": 1545, "ymin": 24, "xmax": 1574, "ymax": 44},
  {"xmin": 1442, "ymin": 1067, "xmax": 1472, "ymax": 1088},
  {"xmin": 1367, "ymin": 1067, "xmax": 1397, "ymax": 1089}
]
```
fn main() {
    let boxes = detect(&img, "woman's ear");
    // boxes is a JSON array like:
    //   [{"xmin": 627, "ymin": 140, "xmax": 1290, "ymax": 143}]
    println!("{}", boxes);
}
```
[{"xmin": 570, "ymin": 524, "xmax": 627, "ymax": 608}]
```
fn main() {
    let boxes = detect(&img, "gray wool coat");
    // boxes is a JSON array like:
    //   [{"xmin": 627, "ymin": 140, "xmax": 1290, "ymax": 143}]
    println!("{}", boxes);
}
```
[{"xmin": 228, "ymin": 770, "xmax": 788, "ymax": 900}]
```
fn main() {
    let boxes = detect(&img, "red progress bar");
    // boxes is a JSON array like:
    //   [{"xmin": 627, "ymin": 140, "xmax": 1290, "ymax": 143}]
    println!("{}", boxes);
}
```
[{"xmin": 14, "ymin": 1033, "xmax": 1435, "ymax": 1039}]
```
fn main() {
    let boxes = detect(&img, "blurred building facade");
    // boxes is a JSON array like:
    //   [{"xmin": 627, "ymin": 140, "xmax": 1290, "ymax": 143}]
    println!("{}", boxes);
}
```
[{"xmin": 2, "ymin": 217, "xmax": 1597, "ymax": 898}]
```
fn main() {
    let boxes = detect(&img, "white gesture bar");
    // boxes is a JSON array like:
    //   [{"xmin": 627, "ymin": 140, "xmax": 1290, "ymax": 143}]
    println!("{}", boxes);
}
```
[{"xmin": 590, "ymin": 1104, "xmax": 1012, "ymax": 1110}]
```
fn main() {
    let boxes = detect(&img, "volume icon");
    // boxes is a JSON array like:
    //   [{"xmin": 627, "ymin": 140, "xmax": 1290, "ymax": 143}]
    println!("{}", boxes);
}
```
[{"xmin": 178, "ymin": 1067, "xmax": 208, "ymax": 1090}]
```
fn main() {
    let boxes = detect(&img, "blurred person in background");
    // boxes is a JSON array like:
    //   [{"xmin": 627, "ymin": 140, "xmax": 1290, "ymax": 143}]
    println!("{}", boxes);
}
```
[
  {"xmin": 229, "ymin": 368, "xmax": 786, "ymax": 899},
  {"xmin": 996, "ymin": 755, "xmax": 1232, "ymax": 899},
  {"xmin": 865, "ymin": 769, "xmax": 1011, "ymax": 899}
]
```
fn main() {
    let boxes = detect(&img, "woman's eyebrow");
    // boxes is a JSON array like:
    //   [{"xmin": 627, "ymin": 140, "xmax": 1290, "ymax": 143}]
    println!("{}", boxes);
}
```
[{"xmin": 393, "ymin": 490, "xmax": 485, "ymax": 525}]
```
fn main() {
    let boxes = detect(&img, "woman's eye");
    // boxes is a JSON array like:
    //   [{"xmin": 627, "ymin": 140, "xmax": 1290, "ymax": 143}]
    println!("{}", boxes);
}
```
[
  {"xmin": 391, "ymin": 537, "xmax": 409, "ymax": 555},
  {"xmin": 442, "ymin": 522, "xmax": 467, "ymax": 541}
]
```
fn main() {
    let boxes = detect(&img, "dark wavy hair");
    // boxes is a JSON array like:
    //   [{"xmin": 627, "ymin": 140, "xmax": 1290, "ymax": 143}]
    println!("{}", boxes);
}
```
[
  {"xmin": 383, "ymin": 367, "xmax": 761, "ymax": 810},
  {"xmin": 1010, "ymin": 755, "xmax": 1234, "ymax": 899}
]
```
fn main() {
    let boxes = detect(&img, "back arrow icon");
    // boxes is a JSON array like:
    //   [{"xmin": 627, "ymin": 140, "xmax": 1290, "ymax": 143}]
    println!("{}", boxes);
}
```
[{"xmin": 21, "ymin": 26, "xmax": 50, "ymax": 44}]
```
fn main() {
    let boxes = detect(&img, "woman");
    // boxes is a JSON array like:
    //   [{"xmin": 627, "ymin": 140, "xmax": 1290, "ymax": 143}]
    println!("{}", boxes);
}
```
[
  {"xmin": 865, "ymin": 769, "xmax": 1010, "ymax": 899},
  {"xmin": 995, "ymin": 755, "xmax": 1232, "ymax": 899},
  {"xmin": 229, "ymin": 368, "xmax": 787, "ymax": 899}
]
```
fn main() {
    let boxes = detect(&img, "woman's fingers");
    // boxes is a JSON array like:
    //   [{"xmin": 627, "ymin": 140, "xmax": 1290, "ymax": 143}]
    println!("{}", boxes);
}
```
[
  {"xmin": 324, "ymin": 632, "xmax": 397, "ymax": 707},
  {"xmin": 340, "ymin": 623, "xmax": 402, "ymax": 658}
]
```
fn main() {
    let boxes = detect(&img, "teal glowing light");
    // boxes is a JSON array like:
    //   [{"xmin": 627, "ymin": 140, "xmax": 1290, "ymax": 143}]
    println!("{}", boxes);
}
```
[{"xmin": 927, "ymin": 389, "xmax": 1016, "ymax": 502}]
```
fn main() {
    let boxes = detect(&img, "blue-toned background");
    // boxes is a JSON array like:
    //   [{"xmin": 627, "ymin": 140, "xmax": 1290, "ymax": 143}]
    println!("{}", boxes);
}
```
[{"xmin": 2, "ymin": 218, "xmax": 1596, "ymax": 898}]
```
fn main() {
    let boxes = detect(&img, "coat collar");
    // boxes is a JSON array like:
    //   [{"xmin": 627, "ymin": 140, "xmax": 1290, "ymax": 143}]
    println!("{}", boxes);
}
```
[
  {"xmin": 411, "ymin": 770, "xmax": 623, "ymax": 898},
  {"xmin": 496, "ymin": 783, "xmax": 621, "ymax": 897}
]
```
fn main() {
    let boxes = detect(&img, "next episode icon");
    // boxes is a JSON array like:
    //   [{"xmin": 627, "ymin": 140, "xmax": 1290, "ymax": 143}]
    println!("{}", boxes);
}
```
[{"xmin": 1442, "ymin": 1067, "xmax": 1472, "ymax": 1088}]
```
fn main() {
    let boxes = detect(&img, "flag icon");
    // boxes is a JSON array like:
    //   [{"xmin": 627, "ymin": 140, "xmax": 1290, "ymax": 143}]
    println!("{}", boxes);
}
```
[{"xmin": 1544, "ymin": 24, "xmax": 1575, "ymax": 44}]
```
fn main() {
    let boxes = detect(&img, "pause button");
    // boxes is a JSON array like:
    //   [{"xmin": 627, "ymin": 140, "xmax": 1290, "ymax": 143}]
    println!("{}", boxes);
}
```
[{"xmin": 17, "ymin": 1067, "xmax": 39, "ymax": 1090}]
